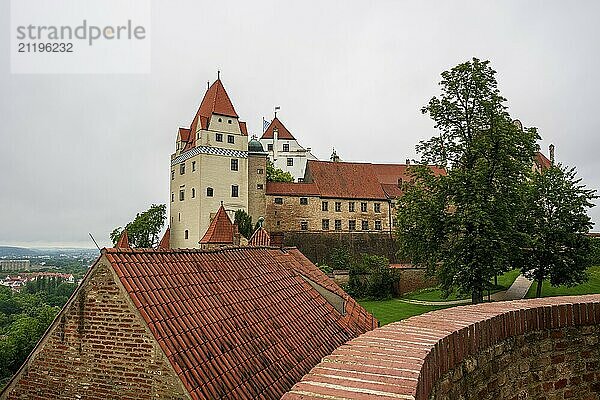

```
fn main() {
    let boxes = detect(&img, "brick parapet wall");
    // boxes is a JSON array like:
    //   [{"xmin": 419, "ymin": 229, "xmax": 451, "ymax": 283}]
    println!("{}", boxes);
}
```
[
  {"xmin": 1, "ymin": 259, "xmax": 188, "ymax": 400},
  {"xmin": 282, "ymin": 295, "xmax": 600, "ymax": 400}
]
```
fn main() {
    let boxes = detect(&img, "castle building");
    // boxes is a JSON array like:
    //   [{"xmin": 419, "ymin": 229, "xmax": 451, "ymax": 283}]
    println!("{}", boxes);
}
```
[
  {"xmin": 169, "ymin": 79, "xmax": 267, "ymax": 248},
  {"xmin": 260, "ymin": 117, "xmax": 318, "ymax": 182}
]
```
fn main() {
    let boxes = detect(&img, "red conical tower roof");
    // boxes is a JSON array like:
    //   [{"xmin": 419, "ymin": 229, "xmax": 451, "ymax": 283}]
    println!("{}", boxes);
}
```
[
  {"xmin": 157, "ymin": 227, "xmax": 170, "ymax": 249},
  {"xmin": 116, "ymin": 230, "xmax": 130, "ymax": 248},
  {"xmin": 199, "ymin": 205, "xmax": 234, "ymax": 244},
  {"xmin": 261, "ymin": 117, "xmax": 295, "ymax": 140}
]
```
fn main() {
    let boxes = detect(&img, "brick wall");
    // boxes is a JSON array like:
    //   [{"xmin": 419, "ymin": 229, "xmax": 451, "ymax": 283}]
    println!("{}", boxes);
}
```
[
  {"xmin": 394, "ymin": 268, "xmax": 438, "ymax": 296},
  {"xmin": 282, "ymin": 295, "xmax": 600, "ymax": 400},
  {"xmin": 1, "ymin": 259, "xmax": 188, "ymax": 400}
]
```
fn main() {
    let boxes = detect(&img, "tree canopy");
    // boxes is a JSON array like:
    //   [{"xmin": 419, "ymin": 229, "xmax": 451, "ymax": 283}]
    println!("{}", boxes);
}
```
[
  {"xmin": 234, "ymin": 210, "xmax": 254, "ymax": 239},
  {"xmin": 266, "ymin": 160, "xmax": 294, "ymax": 182},
  {"xmin": 110, "ymin": 204, "xmax": 167, "ymax": 248},
  {"xmin": 520, "ymin": 163, "xmax": 597, "ymax": 296},
  {"xmin": 396, "ymin": 58, "xmax": 539, "ymax": 303}
]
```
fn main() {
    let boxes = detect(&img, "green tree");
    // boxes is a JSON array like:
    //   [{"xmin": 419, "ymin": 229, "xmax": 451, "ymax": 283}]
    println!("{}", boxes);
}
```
[
  {"xmin": 348, "ymin": 254, "xmax": 398, "ymax": 299},
  {"xmin": 396, "ymin": 58, "xmax": 538, "ymax": 303},
  {"xmin": 266, "ymin": 160, "xmax": 294, "ymax": 182},
  {"xmin": 110, "ymin": 204, "xmax": 166, "ymax": 248},
  {"xmin": 521, "ymin": 164, "xmax": 597, "ymax": 297},
  {"xmin": 234, "ymin": 210, "xmax": 254, "ymax": 239}
]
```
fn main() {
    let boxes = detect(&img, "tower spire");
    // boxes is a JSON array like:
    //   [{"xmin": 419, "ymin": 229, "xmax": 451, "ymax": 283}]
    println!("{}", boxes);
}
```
[
  {"xmin": 217, "ymin": 70, "xmax": 220, "ymax": 80},
  {"xmin": 274, "ymin": 106, "xmax": 280, "ymax": 118}
]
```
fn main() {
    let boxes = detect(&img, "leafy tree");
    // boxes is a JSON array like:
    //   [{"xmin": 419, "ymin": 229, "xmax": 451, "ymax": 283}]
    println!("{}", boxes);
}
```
[
  {"xmin": 234, "ymin": 210, "xmax": 254, "ymax": 239},
  {"xmin": 110, "ymin": 204, "xmax": 166, "ymax": 248},
  {"xmin": 266, "ymin": 160, "xmax": 294, "ymax": 182},
  {"xmin": 327, "ymin": 247, "xmax": 353, "ymax": 270},
  {"xmin": 521, "ymin": 164, "xmax": 597, "ymax": 297},
  {"xmin": 348, "ymin": 254, "xmax": 398, "ymax": 299},
  {"xmin": 396, "ymin": 58, "xmax": 538, "ymax": 303}
]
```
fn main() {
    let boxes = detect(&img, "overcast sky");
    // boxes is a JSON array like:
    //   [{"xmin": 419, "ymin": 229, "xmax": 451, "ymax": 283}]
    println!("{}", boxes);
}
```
[{"xmin": 1, "ymin": 0, "xmax": 599, "ymax": 248}]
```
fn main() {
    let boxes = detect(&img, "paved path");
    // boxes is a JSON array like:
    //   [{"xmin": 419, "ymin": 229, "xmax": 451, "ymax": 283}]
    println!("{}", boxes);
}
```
[{"xmin": 400, "ymin": 274, "xmax": 534, "ymax": 306}]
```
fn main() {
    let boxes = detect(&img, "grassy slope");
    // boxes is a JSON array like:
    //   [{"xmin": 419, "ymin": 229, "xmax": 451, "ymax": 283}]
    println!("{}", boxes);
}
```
[
  {"xmin": 358, "ymin": 299, "xmax": 452, "ymax": 326},
  {"xmin": 404, "ymin": 268, "xmax": 521, "ymax": 302},
  {"xmin": 526, "ymin": 265, "xmax": 600, "ymax": 298}
]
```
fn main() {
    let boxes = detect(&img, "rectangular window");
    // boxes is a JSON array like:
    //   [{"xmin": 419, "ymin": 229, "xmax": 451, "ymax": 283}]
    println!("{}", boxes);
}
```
[
  {"xmin": 179, "ymin": 189, "xmax": 185, "ymax": 201},
  {"xmin": 227, "ymin": 135, "xmax": 235, "ymax": 144},
  {"xmin": 267, "ymin": 144, "xmax": 273, "ymax": 151},
  {"xmin": 180, "ymin": 163, "xmax": 185, "ymax": 175},
  {"xmin": 375, "ymin": 220, "xmax": 382, "ymax": 230},
  {"xmin": 361, "ymin": 202, "xmax": 368, "ymax": 212},
  {"xmin": 322, "ymin": 219, "xmax": 330, "ymax": 230},
  {"xmin": 374, "ymin": 203, "xmax": 381, "ymax": 213},
  {"xmin": 191, "ymin": 188, "xmax": 196, "ymax": 198},
  {"xmin": 274, "ymin": 197, "xmax": 283, "ymax": 204},
  {"xmin": 300, "ymin": 197, "xmax": 308, "ymax": 205},
  {"xmin": 171, "ymin": 193, "xmax": 174, "ymax": 202},
  {"xmin": 287, "ymin": 158, "xmax": 293, "ymax": 166},
  {"xmin": 335, "ymin": 202, "xmax": 341, "ymax": 212},
  {"xmin": 322, "ymin": 201, "xmax": 328, "ymax": 211},
  {"xmin": 348, "ymin": 220, "xmax": 356, "ymax": 231},
  {"xmin": 257, "ymin": 168, "xmax": 264, "ymax": 174},
  {"xmin": 257, "ymin": 184, "xmax": 264, "ymax": 190},
  {"xmin": 171, "ymin": 170, "xmax": 175, "ymax": 180},
  {"xmin": 334, "ymin": 220, "xmax": 342, "ymax": 231},
  {"xmin": 231, "ymin": 185, "xmax": 239, "ymax": 197},
  {"xmin": 192, "ymin": 161, "xmax": 196, "ymax": 172},
  {"xmin": 231, "ymin": 159, "xmax": 239, "ymax": 171},
  {"xmin": 283, "ymin": 143, "xmax": 289, "ymax": 152},
  {"xmin": 301, "ymin": 221, "xmax": 308, "ymax": 231},
  {"xmin": 349, "ymin": 202, "xmax": 355, "ymax": 212},
  {"xmin": 361, "ymin": 220, "xmax": 369, "ymax": 230},
  {"xmin": 216, "ymin": 133, "xmax": 223, "ymax": 142}
]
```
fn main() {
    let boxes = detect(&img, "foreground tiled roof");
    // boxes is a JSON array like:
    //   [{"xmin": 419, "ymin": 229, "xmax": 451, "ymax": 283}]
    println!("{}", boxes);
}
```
[
  {"xmin": 199, "ymin": 205, "xmax": 234, "ymax": 244},
  {"xmin": 105, "ymin": 247, "xmax": 377, "ymax": 399},
  {"xmin": 261, "ymin": 117, "xmax": 295, "ymax": 140},
  {"xmin": 248, "ymin": 227, "xmax": 271, "ymax": 246},
  {"xmin": 266, "ymin": 182, "xmax": 320, "ymax": 196}
]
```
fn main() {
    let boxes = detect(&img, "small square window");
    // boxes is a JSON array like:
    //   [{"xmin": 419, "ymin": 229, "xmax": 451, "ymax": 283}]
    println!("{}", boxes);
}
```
[
  {"xmin": 216, "ymin": 133, "xmax": 223, "ymax": 142},
  {"xmin": 180, "ymin": 163, "xmax": 185, "ymax": 175},
  {"xmin": 375, "ymin": 220, "xmax": 382, "ymax": 230},
  {"xmin": 300, "ymin": 198, "xmax": 308, "ymax": 205},
  {"xmin": 349, "ymin": 202, "xmax": 355, "ymax": 212},
  {"xmin": 334, "ymin": 220, "xmax": 342, "ymax": 231},
  {"xmin": 361, "ymin": 202, "xmax": 368, "ymax": 212},
  {"xmin": 287, "ymin": 158, "xmax": 293, "ymax": 166},
  {"xmin": 322, "ymin": 201, "xmax": 328, "ymax": 211},
  {"xmin": 192, "ymin": 161, "xmax": 196, "ymax": 172},
  {"xmin": 283, "ymin": 143, "xmax": 289, "ymax": 152},
  {"xmin": 184, "ymin": 230, "xmax": 189, "ymax": 239},
  {"xmin": 301, "ymin": 221, "xmax": 308, "ymax": 231},
  {"xmin": 231, "ymin": 159, "xmax": 239, "ymax": 171},
  {"xmin": 257, "ymin": 168, "xmax": 264, "ymax": 174},
  {"xmin": 179, "ymin": 189, "xmax": 185, "ymax": 201},
  {"xmin": 274, "ymin": 197, "xmax": 283, "ymax": 204},
  {"xmin": 322, "ymin": 219, "xmax": 330, "ymax": 230},
  {"xmin": 361, "ymin": 220, "xmax": 369, "ymax": 230},
  {"xmin": 374, "ymin": 203, "xmax": 381, "ymax": 213},
  {"xmin": 228, "ymin": 135, "xmax": 235, "ymax": 144},
  {"xmin": 349, "ymin": 220, "xmax": 356, "ymax": 231},
  {"xmin": 335, "ymin": 202, "xmax": 341, "ymax": 212},
  {"xmin": 231, "ymin": 185, "xmax": 239, "ymax": 197},
  {"xmin": 228, "ymin": 119, "xmax": 232, "ymax": 124},
  {"xmin": 171, "ymin": 193, "xmax": 174, "ymax": 202},
  {"xmin": 257, "ymin": 184, "xmax": 264, "ymax": 190},
  {"xmin": 207, "ymin": 187, "xmax": 214, "ymax": 197},
  {"xmin": 267, "ymin": 144, "xmax": 273, "ymax": 151}
]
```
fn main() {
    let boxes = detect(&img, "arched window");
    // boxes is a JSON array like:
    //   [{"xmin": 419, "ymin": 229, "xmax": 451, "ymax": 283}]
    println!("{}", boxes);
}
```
[
  {"xmin": 207, "ymin": 187, "xmax": 214, "ymax": 197},
  {"xmin": 184, "ymin": 230, "xmax": 189, "ymax": 239}
]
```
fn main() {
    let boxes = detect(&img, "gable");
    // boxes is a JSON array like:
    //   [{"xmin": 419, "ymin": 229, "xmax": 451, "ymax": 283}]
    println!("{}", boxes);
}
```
[{"xmin": 1, "ymin": 257, "xmax": 188, "ymax": 400}]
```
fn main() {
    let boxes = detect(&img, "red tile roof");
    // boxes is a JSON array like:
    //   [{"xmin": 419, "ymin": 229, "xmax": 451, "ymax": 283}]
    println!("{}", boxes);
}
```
[
  {"xmin": 248, "ymin": 227, "xmax": 271, "ymax": 246},
  {"xmin": 116, "ymin": 230, "xmax": 130, "ymax": 248},
  {"xmin": 104, "ymin": 246, "xmax": 377, "ymax": 399},
  {"xmin": 198, "ymin": 79, "xmax": 238, "ymax": 119},
  {"xmin": 261, "ymin": 117, "xmax": 296, "ymax": 140},
  {"xmin": 199, "ymin": 205, "xmax": 234, "ymax": 244},
  {"xmin": 157, "ymin": 227, "xmax": 170, "ymax": 249},
  {"xmin": 238, "ymin": 121, "xmax": 248, "ymax": 136},
  {"xmin": 266, "ymin": 182, "xmax": 320, "ymax": 196},
  {"xmin": 306, "ymin": 161, "xmax": 388, "ymax": 200},
  {"xmin": 534, "ymin": 151, "xmax": 551, "ymax": 170}
]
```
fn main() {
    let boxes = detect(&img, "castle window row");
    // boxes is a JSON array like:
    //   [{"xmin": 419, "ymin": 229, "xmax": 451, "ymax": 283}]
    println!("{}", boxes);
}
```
[
  {"xmin": 273, "ymin": 198, "xmax": 382, "ymax": 213},
  {"xmin": 171, "ymin": 186, "xmax": 239, "ymax": 201},
  {"xmin": 173, "ymin": 161, "xmax": 198, "ymax": 179},
  {"xmin": 318, "ymin": 219, "xmax": 383, "ymax": 231}
]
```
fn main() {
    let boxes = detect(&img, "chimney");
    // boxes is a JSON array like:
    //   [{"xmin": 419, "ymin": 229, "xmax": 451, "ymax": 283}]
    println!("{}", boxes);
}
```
[
  {"xmin": 549, "ymin": 144, "xmax": 555, "ymax": 165},
  {"xmin": 406, "ymin": 159, "xmax": 410, "ymax": 166}
]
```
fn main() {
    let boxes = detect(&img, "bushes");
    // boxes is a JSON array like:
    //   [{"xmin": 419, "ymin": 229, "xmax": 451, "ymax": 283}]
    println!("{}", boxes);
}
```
[{"xmin": 346, "ymin": 253, "xmax": 399, "ymax": 300}]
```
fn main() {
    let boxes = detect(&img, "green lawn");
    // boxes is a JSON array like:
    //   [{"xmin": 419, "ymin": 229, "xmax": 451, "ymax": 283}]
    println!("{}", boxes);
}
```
[
  {"xmin": 358, "ymin": 299, "xmax": 452, "ymax": 326},
  {"xmin": 526, "ymin": 265, "xmax": 600, "ymax": 298},
  {"xmin": 403, "ymin": 268, "xmax": 521, "ymax": 302}
]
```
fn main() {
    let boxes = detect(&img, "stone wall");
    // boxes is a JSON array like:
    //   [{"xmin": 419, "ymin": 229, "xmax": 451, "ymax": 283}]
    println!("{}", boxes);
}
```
[
  {"xmin": 1, "ymin": 260, "xmax": 188, "ymax": 400},
  {"xmin": 393, "ymin": 267, "xmax": 438, "ymax": 296},
  {"xmin": 281, "ymin": 295, "xmax": 600, "ymax": 400},
  {"xmin": 280, "ymin": 231, "xmax": 399, "ymax": 264}
]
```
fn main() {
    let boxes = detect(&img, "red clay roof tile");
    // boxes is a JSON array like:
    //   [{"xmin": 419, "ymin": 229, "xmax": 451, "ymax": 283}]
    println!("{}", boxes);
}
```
[
  {"xmin": 157, "ymin": 227, "xmax": 170, "ymax": 249},
  {"xmin": 104, "ymin": 246, "xmax": 376, "ymax": 399},
  {"xmin": 266, "ymin": 182, "xmax": 320, "ymax": 196},
  {"xmin": 248, "ymin": 227, "xmax": 271, "ymax": 246},
  {"xmin": 199, "ymin": 205, "xmax": 234, "ymax": 244},
  {"xmin": 261, "ymin": 117, "xmax": 295, "ymax": 140},
  {"xmin": 116, "ymin": 230, "xmax": 130, "ymax": 248}
]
